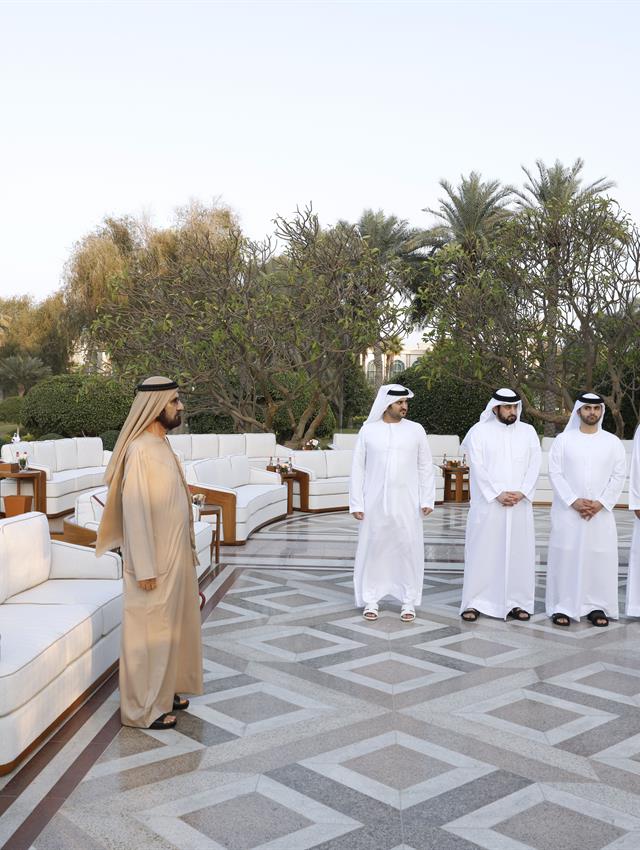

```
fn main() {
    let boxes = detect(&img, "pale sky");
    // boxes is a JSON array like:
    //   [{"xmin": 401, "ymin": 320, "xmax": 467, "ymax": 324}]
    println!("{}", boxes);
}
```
[{"xmin": 2, "ymin": 0, "xmax": 639, "ymax": 300}]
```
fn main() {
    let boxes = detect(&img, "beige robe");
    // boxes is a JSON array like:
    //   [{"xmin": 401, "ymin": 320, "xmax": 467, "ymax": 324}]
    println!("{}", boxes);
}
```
[{"xmin": 119, "ymin": 431, "xmax": 203, "ymax": 727}]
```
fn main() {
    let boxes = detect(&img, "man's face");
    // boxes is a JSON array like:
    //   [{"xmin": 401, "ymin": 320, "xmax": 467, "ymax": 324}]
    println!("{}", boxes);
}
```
[
  {"xmin": 578, "ymin": 403, "xmax": 603, "ymax": 426},
  {"xmin": 494, "ymin": 404, "xmax": 518, "ymax": 425},
  {"xmin": 386, "ymin": 399, "xmax": 409, "ymax": 421},
  {"xmin": 157, "ymin": 393, "xmax": 184, "ymax": 430}
]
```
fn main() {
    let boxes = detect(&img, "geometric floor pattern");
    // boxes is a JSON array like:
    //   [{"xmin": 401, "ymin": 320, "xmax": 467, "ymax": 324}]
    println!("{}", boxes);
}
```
[{"xmin": 3, "ymin": 506, "xmax": 639, "ymax": 849}]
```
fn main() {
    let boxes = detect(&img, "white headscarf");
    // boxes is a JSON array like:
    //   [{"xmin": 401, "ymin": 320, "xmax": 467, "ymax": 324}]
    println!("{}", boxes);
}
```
[
  {"xmin": 365, "ymin": 383, "xmax": 415, "ymax": 424},
  {"xmin": 479, "ymin": 388, "xmax": 523, "ymax": 424},
  {"xmin": 563, "ymin": 392, "xmax": 605, "ymax": 432}
]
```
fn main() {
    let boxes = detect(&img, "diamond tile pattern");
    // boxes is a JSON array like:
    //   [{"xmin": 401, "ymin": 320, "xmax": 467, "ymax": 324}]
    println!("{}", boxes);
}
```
[{"xmin": 25, "ymin": 506, "xmax": 640, "ymax": 850}]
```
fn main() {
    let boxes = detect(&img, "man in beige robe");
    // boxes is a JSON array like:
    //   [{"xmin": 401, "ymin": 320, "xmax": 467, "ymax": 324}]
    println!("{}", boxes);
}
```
[{"xmin": 96, "ymin": 376, "xmax": 203, "ymax": 729}]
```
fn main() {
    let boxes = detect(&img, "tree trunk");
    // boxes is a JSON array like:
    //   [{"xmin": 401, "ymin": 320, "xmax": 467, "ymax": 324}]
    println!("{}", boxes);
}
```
[{"xmin": 372, "ymin": 343, "xmax": 384, "ymax": 390}]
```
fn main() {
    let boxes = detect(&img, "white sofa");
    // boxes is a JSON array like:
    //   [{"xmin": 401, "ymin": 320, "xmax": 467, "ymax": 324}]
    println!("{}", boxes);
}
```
[
  {"xmin": 66, "ymin": 487, "xmax": 213, "ymax": 578},
  {"xmin": 299, "ymin": 443, "xmax": 446, "ymax": 510},
  {"xmin": 167, "ymin": 433, "xmax": 291, "ymax": 471},
  {"xmin": 1, "ymin": 438, "xmax": 111, "ymax": 517},
  {"xmin": 186, "ymin": 455, "xmax": 287, "ymax": 544},
  {"xmin": 329, "ymin": 433, "xmax": 359, "ymax": 451},
  {"xmin": 0, "ymin": 511, "xmax": 122, "ymax": 774}
]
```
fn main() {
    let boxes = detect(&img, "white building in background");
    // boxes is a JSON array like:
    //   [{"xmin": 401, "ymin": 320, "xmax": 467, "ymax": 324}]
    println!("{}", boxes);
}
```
[{"xmin": 363, "ymin": 329, "xmax": 429, "ymax": 384}]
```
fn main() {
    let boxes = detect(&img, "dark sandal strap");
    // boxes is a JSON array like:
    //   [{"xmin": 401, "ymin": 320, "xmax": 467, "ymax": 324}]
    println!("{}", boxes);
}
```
[
  {"xmin": 552, "ymin": 613, "xmax": 570, "ymax": 626},
  {"xmin": 461, "ymin": 609, "xmax": 479, "ymax": 621}
]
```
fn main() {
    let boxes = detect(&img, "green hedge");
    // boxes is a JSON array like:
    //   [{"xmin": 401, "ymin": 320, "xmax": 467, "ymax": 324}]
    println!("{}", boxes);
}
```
[
  {"xmin": 395, "ymin": 364, "xmax": 489, "ymax": 438},
  {"xmin": 99, "ymin": 429, "xmax": 121, "ymax": 451},
  {"xmin": 187, "ymin": 410, "xmax": 235, "ymax": 434},
  {"xmin": 0, "ymin": 395, "xmax": 23, "ymax": 424},
  {"xmin": 22, "ymin": 375, "xmax": 133, "ymax": 438}
]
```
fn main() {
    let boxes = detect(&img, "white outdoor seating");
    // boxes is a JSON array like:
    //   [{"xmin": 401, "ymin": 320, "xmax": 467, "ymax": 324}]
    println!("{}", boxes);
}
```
[
  {"xmin": 185, "ymin": 455, "xmax": 287, "ymax": 544},
  {"xmin": 0, "ymin": 511, "xmax": 122, "ymax": 774},
  {"xmin": 167, "ymin": 432, "xmax": 291, "ymax": 470},
  {"xmin": 1, "ymin": 438, "xmax": 111, "ymax": 517},
  {"xmin": 329, "ymin": 433, "xmax": 359, "ymax": 451},
  {"xmin": 67, "ymin": 487, "xmax": 213, "ymax": 577},
  {"xmin": 291, "ymin": 449, "xmax": 352, "ymax": 512}
]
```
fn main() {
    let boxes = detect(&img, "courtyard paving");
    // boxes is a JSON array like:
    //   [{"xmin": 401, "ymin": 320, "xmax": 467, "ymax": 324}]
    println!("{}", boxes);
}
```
[{"xmin": 1, "ymin": 506, "xmax": 639, "ymax": 850}]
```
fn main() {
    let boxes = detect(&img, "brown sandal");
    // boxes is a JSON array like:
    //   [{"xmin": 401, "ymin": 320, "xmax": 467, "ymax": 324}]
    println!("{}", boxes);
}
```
[{"xmin": 461, "ymin": 609, "xmax": 479, "ymax": 622}]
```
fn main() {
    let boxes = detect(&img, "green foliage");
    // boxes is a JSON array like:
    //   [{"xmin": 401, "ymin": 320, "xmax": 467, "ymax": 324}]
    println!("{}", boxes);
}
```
[
  {"xmin": 396, "ymin": 361, "xmax": 489, "ymax": 438},
  {"xmin": 0, "ymin": 354, "xmax": 51, "ymax": 396},
  {"xmin": 99, "ymin": 429, "xmax": 121, "ymax": 451},
  {"xmin": 271, "ymin": 374, "xmax": 336, "ymax": 443},
  {"xmin": 22, "ymin": 375, "xmax": 133, "ymax": 438},
  {"xmin": 0, "ymin": 395, "xmax": 22, "ymax": 423},
  {"xmin": 186, "ymin": 411, "xmax": 235, "ymax": 434},
  {"xmin": 339, "ymin": 360, "xmax": 373, "ymax": 427},
  {"xmin": 39, "ymin": 433, "xmax": 64, "ymax": 440}
]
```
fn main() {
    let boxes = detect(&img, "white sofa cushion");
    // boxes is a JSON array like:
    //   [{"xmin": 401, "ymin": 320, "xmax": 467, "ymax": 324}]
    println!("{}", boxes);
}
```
[
  {"xmin": 245, "ymin": 433, "xmax": 276, "ymax": 459},
  {"xmin": 192, "ymin": 434, "xmax": 219, "ymax": 460},
  {"xmin": 5, "ymin": 579, "xmax": 123, "ymax": 636},
  {"xmin": 427, "ymin": 435, "xmax": 461, "ymax": 463},
  {"xmin": 234, "ymin": 484, "xmax": 286, "ymax": 522},
  {"xmin": 229, "ymin": 455, "xmax": 251, "ymax": 488},
  {"xmin": 309, "ymin": 477, "xmax": 350, "ymax": 496},
  {"xmin": 292, "ymin": 451, "xmax": 327, "ymax": 479},
  {"xmin": 54, "ymin": 439, "xmax": 78, "ymax": 471},
  {"xmin": 33, "ymin": 440, "xmax": 57, "ymax": 471},
  {"xmin": 331, "ymin": 433, "xmax": 359, "ymax": 451},
  {"xmin": 1, "ymin": 441, "xmax": 32, "ymax": 463},
  {"xmin": 219, "ymin": 434, "xmax": 246, "ymax": 456},
  {"xmin": 325, "ymin": 450, "xmax": 353, "ymax": 478},
  {"xmin": 0, "ymin": 512, "xmax": 51, "ymax": 603},
  {"xmin": 75, "ymin": 437, "xmax": 104, "ymax": 468},
  {"xmin": 44, "ymin": 467, "xmax": 106, "ymax": 498},
  {"xmin": 167, "ymin": 434, "xmax": 193, "ymax": 460},
  {"xmin": 75, "ymin": 487, "xmax": 107, "ymax": 527},
  {"xmin": 0, "ymin": 603, "xmax": 105, "ymax": 716},
  {"xmin": 191, "ymin": 457, "xmax": 233, "ymax": 489}
]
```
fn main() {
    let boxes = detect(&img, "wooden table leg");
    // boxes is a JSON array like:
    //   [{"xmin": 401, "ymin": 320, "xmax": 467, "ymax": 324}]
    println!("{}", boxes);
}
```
[{"xmin": 455, "ymin": 471, "xmax": 464, "ymax": 502}]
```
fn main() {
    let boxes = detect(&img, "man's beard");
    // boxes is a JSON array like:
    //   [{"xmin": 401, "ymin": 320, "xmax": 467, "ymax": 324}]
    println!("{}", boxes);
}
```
[
  {"xmin": 496, "ymin": 411, "xmax": 517, "ymax": 426},
  {"xmin": 157, "ymin": 410, "xmax": 182, "ymax": 430}
]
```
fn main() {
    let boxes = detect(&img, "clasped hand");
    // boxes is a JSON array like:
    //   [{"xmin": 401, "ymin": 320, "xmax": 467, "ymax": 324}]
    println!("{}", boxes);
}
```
[
  {"xmin": 497, "ymin": 491, "xmax": 524, "ymax": 507},
  {"xmin": 138, "ymin": 578, "xmax": 157, "ymax": 591},
  {"xmin": 572, "ymin": 498, "xmax": 603, "ymax": 520}
]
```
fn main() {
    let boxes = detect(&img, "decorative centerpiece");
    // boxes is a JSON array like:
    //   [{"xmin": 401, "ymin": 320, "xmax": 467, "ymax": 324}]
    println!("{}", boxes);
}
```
[
  {"xmin": 303, "ymin": 438, "xmax": 320, "ymax": 451},
  {"xmin": 17, "ymin": 451, "xmax": 28, "ymax": 471}
]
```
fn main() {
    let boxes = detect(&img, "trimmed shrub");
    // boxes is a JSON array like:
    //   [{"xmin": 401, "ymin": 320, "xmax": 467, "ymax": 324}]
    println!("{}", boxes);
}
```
[
  {"xmin": 395, "ymin": 363, "xmax": 489, "ymax": 438},
  {"xmin": 39, "ymin": 433, "xmax": 64, "ymax": 440},
  {"xmin": 22, "ymin": 375, "xmax": 133, "ymax": 438},
  {"xmin": 0, "ymin": 395, "xmax": 23, "ymax": 424},
  {"xmin": 99, "ymin": 429, "xmax": 121, "ymax": 451},
  {"xmin": 339, "ymin": 361, "xmax": 374, "ymax": 428}
]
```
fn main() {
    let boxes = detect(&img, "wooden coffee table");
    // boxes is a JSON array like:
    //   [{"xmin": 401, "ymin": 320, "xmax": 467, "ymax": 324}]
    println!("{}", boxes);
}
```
[
  {"xmin": 198, "ymin": 503, "xmax": 221, "ymax": 567},
  {"xmin": 266, "ymin": 467, "xmax": 299, "ymax": 515}
]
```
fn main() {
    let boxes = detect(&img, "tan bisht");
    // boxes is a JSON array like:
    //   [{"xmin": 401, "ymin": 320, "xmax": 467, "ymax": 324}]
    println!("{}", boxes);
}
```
[{"xmin": 96, "ymin": 376, "xmax": 203, "ymax": 728}]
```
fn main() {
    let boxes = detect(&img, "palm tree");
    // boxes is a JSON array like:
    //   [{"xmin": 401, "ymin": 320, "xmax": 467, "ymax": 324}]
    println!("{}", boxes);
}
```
[
  {"xmin": 356, "ymin": 211, "xmax": 419, "ymax": 390},
  {"xmin": 0, "ymin": 354, "xmax": 51, "ymax": 397},
  {"xmin": 515, "ymin": 159, "xmax": 615, "ymax": 434},
  {"xmin": 514, "ymin": 158, "xmax": 614, "ymax": 211},
  {"xmin": 421, "ymin": 171, "xmax": 513, "ymax": 259}
]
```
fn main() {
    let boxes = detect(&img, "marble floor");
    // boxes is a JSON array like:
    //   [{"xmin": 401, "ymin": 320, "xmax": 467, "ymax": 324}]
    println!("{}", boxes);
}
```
[{"xmin": 2, "ymin": 506, "xmax": 640, "ymax": 850}]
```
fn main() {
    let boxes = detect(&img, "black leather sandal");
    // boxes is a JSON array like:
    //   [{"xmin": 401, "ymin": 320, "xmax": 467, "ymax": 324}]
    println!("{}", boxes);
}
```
[
  {"xmin": 552, "ymin": 613, "xmax": 570, "ymax": 627},
  {"xmin": 173, "ymin": 694, "xmax": 189, "ymax": 710},
  {"xmin": 507, "ymin": 607, "xmax": 531, "ymax": 621},
  {"xmin": 149, "ymin": 713, "xmax": 177, "ymax": 730},
  {"xmin": 461, "ymin": 609, "xmax": 480, "ymax": 621},
  {"xmin": 587, "ymin": 609, "xmax": 609, "ymax": 627}
]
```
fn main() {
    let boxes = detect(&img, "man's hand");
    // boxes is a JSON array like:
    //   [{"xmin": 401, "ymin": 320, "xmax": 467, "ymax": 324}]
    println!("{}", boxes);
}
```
[
  {"xmin": 572, "ymin": 498, "xmax": 601, "ymax": 520},
  {"xmin": 138, "ymin": 578, "xmax": 157, "ymax": 591},
  {"xmin": 497, "ymin": 491, "xmax": 518, "ymax": 506},
  {"xmin": 352, "ymin": 512, "xmax": 364, "ymax": 520},
  {"xmin": 422, "ymin": 507, "xmax": 433, "ymax": 516},
  {"xmin": 509, "ymin": 491, "xmax": 525, "ymax": 504}
]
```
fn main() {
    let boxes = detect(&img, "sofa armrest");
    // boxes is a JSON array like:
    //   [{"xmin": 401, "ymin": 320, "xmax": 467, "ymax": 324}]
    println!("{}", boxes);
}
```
[
  {"xmin": 249, "ymin": 469, "xmax": 282, "ymax": 484},
  {"xmin": 292, "ymin": 463, "xmax": 316, "ymax": 481},
  {"xmin": 275, "ymin": 444, "xmax": 292, "ymax": 456},
  {"xmin": 29, "ymin": 462, "xmax": 52, "ymax": 481},
  {"xmin": 102, "ymin": 450, "xmax": 113, "ymax": 465},
  {"xmin": 50, "ymin": 540, "xmax": 122, "ymax": 579}
]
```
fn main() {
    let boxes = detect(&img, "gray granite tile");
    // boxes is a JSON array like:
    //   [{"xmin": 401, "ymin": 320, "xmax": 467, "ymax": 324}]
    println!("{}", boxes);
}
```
[{"xmin": 495, "ymin": 800, "xmax": 624, "ymax": 850}]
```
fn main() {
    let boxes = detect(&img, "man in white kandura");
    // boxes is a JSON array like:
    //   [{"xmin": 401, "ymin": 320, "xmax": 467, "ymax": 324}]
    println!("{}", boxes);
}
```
[
  {"xmin": 625, "ymin": 422, "xmax": 640, "ymax": 617},
  {"xmin": 349, "ymin": 383, "xmax": 435, "ymax": 623},
  {"xmin": 546, "ymin": 392, "xmax": 626, "ymax": 627},
  {"xmin": 460, "ymin": 388, "xmax": 541, "ymax": 622}
]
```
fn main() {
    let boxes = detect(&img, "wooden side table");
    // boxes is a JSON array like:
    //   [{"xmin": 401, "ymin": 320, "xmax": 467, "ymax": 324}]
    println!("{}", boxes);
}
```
[
  {"xmin": 198, "ymin": 503, "xmax": 221, "ymax": 567},
  {"xmin": 0, "ymin": 468, "xmax": 47, "ymax": 515},
  {"xmin": 439, "ymin": 464, "xmax": 470, "ymax": 503},
  {"xmin": 266, "ymin": 467, "xmax": 296, "ymax": 515}
]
